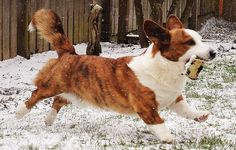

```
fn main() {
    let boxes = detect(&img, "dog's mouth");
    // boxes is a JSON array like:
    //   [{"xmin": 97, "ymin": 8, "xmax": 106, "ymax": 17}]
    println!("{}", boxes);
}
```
[{"xmin": 185, "ymin": 56, "xmax": 206, "ymax": 64}]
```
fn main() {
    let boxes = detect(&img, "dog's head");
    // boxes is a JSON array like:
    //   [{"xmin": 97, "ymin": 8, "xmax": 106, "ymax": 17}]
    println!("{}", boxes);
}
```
[{"xmin": 144, "ymin": 15, "xmax": 216, "ymax": 63}]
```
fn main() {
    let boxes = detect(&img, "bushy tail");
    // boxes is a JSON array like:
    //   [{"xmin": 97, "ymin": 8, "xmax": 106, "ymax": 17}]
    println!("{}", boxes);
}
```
[{"xmin": 29, "ymin": 9, "xmax": 76, "ymax": 56}]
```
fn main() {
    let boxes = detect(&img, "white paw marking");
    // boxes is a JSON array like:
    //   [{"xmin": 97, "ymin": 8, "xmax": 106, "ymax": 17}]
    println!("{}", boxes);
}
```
[
  {"xmin": 148, "ymin": 123, "xmax": 175, "ymax": 143},
  {"xmin": 45, "ymin": 108, "xmax": 58, "ymax": 126},
  {"xmin": 194, "ymin": 111, "xmax": 210, "ymax": 122},
  {"xmin": 15, "ymin": 103, "xmax": 31, "ymax": 119}
]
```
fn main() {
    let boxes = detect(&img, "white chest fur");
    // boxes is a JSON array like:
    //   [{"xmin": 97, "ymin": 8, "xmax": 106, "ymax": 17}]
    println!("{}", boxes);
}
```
[{"xmin": 128, "ymin": 44, "xmax": 187, "ymax": 108}]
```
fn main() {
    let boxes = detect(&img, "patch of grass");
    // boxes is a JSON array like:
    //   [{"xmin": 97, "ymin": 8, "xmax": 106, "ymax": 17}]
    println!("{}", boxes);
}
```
[
  {"xmin": 186, "ymin": 92, "xmax": 201, "ymax": 98},
  {"xmin": 222, "ymin": 74, "xmax": 235, "ymax": 83},
  {"xmin": 207, "ymin": 82, "xmax": 223, "ymax": 89},
  {"xmin": 20, "ymin": 144, "xmax": 39, "ymax": 150},
  {"xmin": 225, "ymin": 65, "xmax": 236, "ymax": 74},
  {"xmin": 202, "ymin": 94, "xmax": 215, "ymax": 100},
  {"xmin": 48, "ymin": 144, "xmax": 61, "ymax": 150},
  {"xmin": 172, "ymin": 137, "xmax": 226, "ymax": 150},
  {"xmin": 98, "ymin": 133, "xmax": 107, "ymax": 140},
  {"xmin": 198, "ymin": 137, "xmax": 225, "ymax": 149}
]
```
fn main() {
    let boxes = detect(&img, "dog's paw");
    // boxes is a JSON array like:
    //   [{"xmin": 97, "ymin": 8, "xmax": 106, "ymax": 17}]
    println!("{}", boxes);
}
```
[
  {"xmin": 159, "ymin": 133, "xmax": 175, "ymax": 144},
  {"xmin": 148, "ymin": 123, "xmax": 175, "ymax": 144},
  {"xmin": 194, "ymin": 111, "xmax": 210, "ymax": 122},
  {"xmin": 45, "ymin": 109, "xmax": 57, "ymax": 126},
  {"xmin": 15, "ymin": 103, "xmax": 30, "ymax": 119}
]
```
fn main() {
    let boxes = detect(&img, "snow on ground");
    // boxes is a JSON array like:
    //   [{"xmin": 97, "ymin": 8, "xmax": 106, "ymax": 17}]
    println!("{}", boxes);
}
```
[{"xmin": 0, "ymin": 19, "xmax": 236, "ymax": 149}]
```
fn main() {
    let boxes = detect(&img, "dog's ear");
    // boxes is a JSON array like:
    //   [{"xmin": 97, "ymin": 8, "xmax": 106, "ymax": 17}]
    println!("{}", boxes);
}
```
[
  {"xmin": 166, "ymin": 15, "xmax": 183, "ymax": 30},
  {"xmin": 144, "ymin": 20, "xmax": 170, "ymax": 46}
]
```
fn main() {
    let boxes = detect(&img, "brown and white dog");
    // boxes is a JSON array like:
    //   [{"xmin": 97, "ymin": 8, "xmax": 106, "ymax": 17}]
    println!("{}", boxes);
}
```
[{"xmin": 16, "ymin": 9, "xmax": 216, "ymax": 143}]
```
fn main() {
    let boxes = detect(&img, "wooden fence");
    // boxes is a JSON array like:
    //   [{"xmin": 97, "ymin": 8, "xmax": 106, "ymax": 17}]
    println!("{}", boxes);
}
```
[
  {"xmin": 222, "ymin": 0, "xmax": 236, "ymax": 22},
  {"xmin": 0, "ymin": 0, "xmax": 219, "ymax": 61}
]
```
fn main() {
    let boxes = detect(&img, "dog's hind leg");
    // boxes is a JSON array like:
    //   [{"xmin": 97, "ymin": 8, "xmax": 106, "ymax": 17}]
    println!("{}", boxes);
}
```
[
  {"xmin": 45, "ymin": 96, "xmax": 71, "ymax": 126},
  {"xmin": 16, "ymin": 87, "xmax": 61, "ymax": 119}
]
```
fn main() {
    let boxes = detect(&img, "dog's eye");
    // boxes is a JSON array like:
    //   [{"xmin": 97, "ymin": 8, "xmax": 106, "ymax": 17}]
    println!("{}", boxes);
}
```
[{"xmin": 184, "ymin": 39, "xmax": 195, "ymax": 46}]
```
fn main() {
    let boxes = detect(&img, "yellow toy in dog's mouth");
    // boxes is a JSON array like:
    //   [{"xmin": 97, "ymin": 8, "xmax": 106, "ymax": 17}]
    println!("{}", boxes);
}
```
[
  {"xmin": 186, "ymin": 58, "xmax": 205, "ymax": 80},
  {"xmin": 183, "ymin": 55, "xmax": 205, "ymax": 80}
]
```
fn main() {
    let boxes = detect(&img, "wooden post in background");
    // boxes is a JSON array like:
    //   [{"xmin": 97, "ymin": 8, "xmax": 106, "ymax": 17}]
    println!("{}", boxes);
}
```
[
  {"xmin": 17, "ymin": 0, "xmax": 30, "ymax": 59},
  {"xmin": 86, "ymin": 1, "xmax": 102, "ymax": 55},
  {"xmin": 117, "ymin": 0, "xmax": 128, "ymax": 44},
  {"xmin": 101, "ymin": 0, "xmax": 111, "ymax": 42},
  {"xmin": 2, "ymin": 0, "xmax": 10, "ymax": 60},
  {"xmin": 134, "ymin": 0, "xmax": 149, "ymax": 48},
  {"xmin": 0, "ymin": 0, "xmax": 3, "ymax": 60},
  {"xmin": 189, "ymin": 0, "xmax": 199, "ymax": 30},
  {"xmin": 148, "ymin": 0, "xmax": 164, "ymax": 24}
]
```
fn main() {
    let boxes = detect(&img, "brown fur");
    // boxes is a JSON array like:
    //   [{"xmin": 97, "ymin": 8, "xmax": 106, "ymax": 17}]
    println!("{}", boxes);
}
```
[
  {"xmin": 26, "ymin": 9, "xmax": 162, "ymax": 124},
  {"xmin": 52, "ymin": 96, "xmax": 71, "ymax": 112},
  {"xmin": 161, "ymin": 29, "xmax": 193, "ymax": 61},
  {"xmin": 166, "ymin": 15, "xmax": 184, "ymax": 30},
  {"xmin": 25, "ymin": 53, "xmax": 162, "ymax": 124},
  {"xmin": 144, "ymin": 16, "xmax": 194, "ymax": 61},
  {"xmin": 32, "ymin": 9, "xmax": 76, "ymax": 56}
]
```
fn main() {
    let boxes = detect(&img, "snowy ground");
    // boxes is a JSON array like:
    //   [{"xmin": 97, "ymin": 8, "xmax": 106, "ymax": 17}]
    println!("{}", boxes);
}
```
[{"xmin": 0, "ymin": 19, "xmax": 236, "ymax": 149}]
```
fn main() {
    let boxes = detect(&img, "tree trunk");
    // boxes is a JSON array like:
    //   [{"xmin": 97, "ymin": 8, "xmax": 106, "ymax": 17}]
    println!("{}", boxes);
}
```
[
  {"xmin": 180, "ymin": 0, "xmax": 194, "ymax": 27},
  {"xmin": 167, "ymin": 0, "xmax": 180, "ymax": 17},
  {"xmin": 86, "ymin": 2, "xmax": 103, "ymax": 55},
  {"xmin": 148, "ymin": 0, "xmax": 164, "ymax": 24},
  {"xmin": 134, "ymin": 0, "xmax": 149, "ymax": 48},
  {"xmin": 117, "ymin": 0, "xmax": 128, "ymax": 43}
]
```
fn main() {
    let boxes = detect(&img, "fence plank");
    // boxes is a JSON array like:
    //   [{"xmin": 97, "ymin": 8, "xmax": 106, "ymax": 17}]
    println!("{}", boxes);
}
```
[
  {"xmin": 73, "ymin": 0, "xmax": 79, "ymax": 44},
  {"xmin": 2, "ymin": 0, "xmax": 10, "ymax": 60},
  {"xmin": 10, "ymin": 0, "xmax": 17, "ymax": 58},
  {"xmin": 68, "ymin": 0, "xmax": 74, "ymax": 43},
  {"xmin": 17, "ymin": 0, "xmax": 30, "ymax": 59},
  {"xmin": 50, "ymin": 0, "xmax": 56, "ymax": 11},
  {"xmin": 62, "ymin": 0, "xmax": 68, "ymax": 37},
  {"xmin": 57, "ymin": 0, "xmax": 63, "ymax": 31},
  {"xmin": 29, "ymin": 0, "xmax": 37, "ymax": 54},
  {"xmin": 83, "ymin": 0, "xmax": 90, "ymax": 43},
  {"xmin": 0, "ymin": 0, "xmax": 2, "ymax": 60},
  {"xmin": 43, "ymin": 0, "xmax": 50, "ymax": 51},
  {"xmin": 36, "ymin": 0, "xmax": 44, "ymax": 53},
  {"xmin": 78, "ymin": 0, "xmax": 84, "ymax": 42},
  {"xmin": 128, "ymin": 0, "xmax": 134, "ymax": 31},
  {"xmin": 110, "ymin": 0, "xmax": 115, "ymax": 36}
]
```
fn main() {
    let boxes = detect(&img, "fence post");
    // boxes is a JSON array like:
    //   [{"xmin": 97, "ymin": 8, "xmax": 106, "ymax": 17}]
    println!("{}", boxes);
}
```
[
  {"xmin": 189, "ymin": 0, "xmax": 199, "ymax": 30},
  {"xmin": 17, "ymin": 0, "xmax": 30, "ymax": 59}
]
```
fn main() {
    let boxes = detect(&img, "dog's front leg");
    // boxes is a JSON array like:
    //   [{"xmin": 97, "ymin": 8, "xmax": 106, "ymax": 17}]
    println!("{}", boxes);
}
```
[
  {"xmin": 16, "ymin": 86, "xmax": 61, "ymax": 119},
  {"xmin": 169, "ymin": 95, "xmax": 210, "ymax": 122},
  {"xmin": 137, "ymin": 108, "xmax": 174, "ymax": 143}
]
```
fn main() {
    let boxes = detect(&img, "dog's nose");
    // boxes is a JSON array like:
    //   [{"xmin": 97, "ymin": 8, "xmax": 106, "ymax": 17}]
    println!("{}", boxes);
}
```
[{"xmin": 209, "ymin": 50, "xmax": 216, "ymax": 59}]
